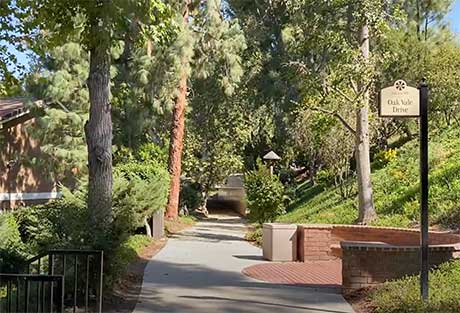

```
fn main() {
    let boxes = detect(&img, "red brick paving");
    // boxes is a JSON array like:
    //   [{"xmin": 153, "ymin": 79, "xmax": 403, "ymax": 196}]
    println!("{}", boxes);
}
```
[{"xmin": 242, "ymin": 261, "xmax": 342, "ymax": 288}]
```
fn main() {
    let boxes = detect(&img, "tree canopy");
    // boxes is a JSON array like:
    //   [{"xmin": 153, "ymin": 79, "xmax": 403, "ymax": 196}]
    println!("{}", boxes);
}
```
[{"xmin": 1, "ymin": 0, "xmax": 459, "ymax": 226}]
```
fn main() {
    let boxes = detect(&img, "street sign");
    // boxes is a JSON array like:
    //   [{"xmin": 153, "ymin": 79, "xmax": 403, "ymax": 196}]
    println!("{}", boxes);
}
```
[
  {"xmin": 379, "ymin": 79, "xmax": 429, "ymax": 301},
  {"xmin": 379, "ymin": 80, "xmax": 420, "ymax": 117}
]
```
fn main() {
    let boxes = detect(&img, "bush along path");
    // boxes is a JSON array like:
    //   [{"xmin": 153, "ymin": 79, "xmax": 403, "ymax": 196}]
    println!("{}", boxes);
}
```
[{"xmin": 133, "ymin": 213, "xmax": 354, "ymax": 313}]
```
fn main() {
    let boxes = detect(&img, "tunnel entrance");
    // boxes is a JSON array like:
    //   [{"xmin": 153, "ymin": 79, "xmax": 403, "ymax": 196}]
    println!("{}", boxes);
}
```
[{"xmin": 206, "ymin": 174, "xmax": 247, "ymax": 216}]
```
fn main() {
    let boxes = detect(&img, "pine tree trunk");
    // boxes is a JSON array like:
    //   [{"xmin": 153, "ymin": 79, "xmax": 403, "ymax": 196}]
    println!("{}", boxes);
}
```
[
  {"xmin": 166, "ymin": 72, "xmax": 187, "ymax": 219},
  {"xmin": 356, "ymin": 24, "xmax": 376, "ymax": 224},
  {"xmin": 85, "ymin": 29, "xmax": 113, "ymax": 231},
  {"xmin": 166, "ymin": 1, "xmax": 190, "ymax": 219}
]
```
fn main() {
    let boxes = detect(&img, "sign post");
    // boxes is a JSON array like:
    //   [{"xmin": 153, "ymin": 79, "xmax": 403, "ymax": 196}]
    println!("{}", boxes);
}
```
[
  {"xmin": 419, "ymin": 79, "xmax": 429, "ymax": 301},
  {"xmin": 380, "ymin": 79, "xmax": 429, "ymax": 301}
]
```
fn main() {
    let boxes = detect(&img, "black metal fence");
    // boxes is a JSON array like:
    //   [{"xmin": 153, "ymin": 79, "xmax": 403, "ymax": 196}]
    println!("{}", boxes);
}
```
[
  {"xmin": 27, "ymin": 250, "xmax": 104, "ymax": 313},
  {"xmin": 0, "ymin": 273, "xmax": 64, "ymax": 313}
]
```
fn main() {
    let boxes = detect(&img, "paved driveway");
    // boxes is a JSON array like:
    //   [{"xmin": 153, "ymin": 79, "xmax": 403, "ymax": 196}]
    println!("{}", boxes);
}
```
[{"xmin": 133, "ymin": 214, "xmax": 354, "ymax": 313}]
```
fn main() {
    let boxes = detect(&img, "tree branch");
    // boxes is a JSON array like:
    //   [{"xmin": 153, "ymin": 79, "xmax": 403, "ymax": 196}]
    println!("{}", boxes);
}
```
[
  {"xmin": 329, "ymin": 85, "xmax": 354, "ymax": 103},
  {"xmin": 290, "ymin": 100, "xmax": 356, "ymax": 135},
  {"xmin": 349, "ymin": 77, "xmax": 358, "ymax": 94},
  {"xmin": 55, "ymin": 100, "xmax": 70, "ymax": 113},
  {"xmin": 327, "ymin": 78, "xmax": 373, "ymax": 106}
]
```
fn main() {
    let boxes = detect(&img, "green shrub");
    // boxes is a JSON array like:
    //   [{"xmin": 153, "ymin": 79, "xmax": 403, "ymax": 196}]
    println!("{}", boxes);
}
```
[
  {"xmin": 113, "ymin": 160, "xmax": 170, "ymax": 233},
  {"xmin": 179, "ymin": 180, "xmax": 203, "ymax": 210},
  {"xmin": 114, "ymin": 143, "xmax": 168, "ymax": 166},
  {"xmin": 14, "ymin": 184, "xmax": 158, "ymax": 291},
  {"xmin": 136, "ymin": 142, "xmax": 168, "ymax": 165},
  {"xmin": 279, "ymin": 167, "xmax": 296, "ymax": 185},
  {"xmin": 114, "ymin": 159, "xmax": 169, "ymax": 181},
  {"xmin": 15, "ymin": 185, "xmax": 89, "ymax": 254},
  {"xmin": 245, "ymin": 226, "xmax": 263, "ymax": 246},
  {"xmin": 316, "ymin": 169, "xmax": 335, "ymax": 186},
  {"xmin": 372, "ymin": 260, "xmax": 460, "ymax": 313},
  {"xmin": 0, "ymin": 213, "xmax": 26, "ymax": 272},
  {"xmin": 373, "ymin": 148, "xmax": 398, "ymax": 169},
  {"xmin": 245, "ymin": 161, "xmax": 285, "ymax": 224},
  {"xmin": 113, "ymin": 144, "xmax": 173, "ymax": 220},
  {"xmin": 11, "ymin": 157, "xmax": 168, "ymax": 292}
]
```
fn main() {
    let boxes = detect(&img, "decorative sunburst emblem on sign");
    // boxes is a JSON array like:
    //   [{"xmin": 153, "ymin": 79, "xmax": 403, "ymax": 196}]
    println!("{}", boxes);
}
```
[{"xmin": 394, "ymin": 80, "xmax": 407, "ymax": 91}]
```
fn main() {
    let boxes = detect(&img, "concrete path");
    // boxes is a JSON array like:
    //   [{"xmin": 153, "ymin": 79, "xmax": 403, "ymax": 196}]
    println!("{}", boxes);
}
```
[{"xmin": 133, "ymin": 214, "xmax": 355, "ymax": 313}]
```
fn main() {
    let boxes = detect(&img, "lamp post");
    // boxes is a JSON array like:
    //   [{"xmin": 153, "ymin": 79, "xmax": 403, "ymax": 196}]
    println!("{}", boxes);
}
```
[{"xmin": 263, "ymin": 151, "xmax": 281, "ymax": 175}]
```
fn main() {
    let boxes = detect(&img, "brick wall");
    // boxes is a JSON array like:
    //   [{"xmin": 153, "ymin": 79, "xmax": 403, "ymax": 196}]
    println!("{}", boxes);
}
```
[
  {"xmin": 341, "ymin": 243, "xmax": 456, "ymax": 292},
  {"xmin": 297, "ymin": 225, "xmax": 334, "ymax": 261},
  {"xmin": 297, "ymin": 224, "xmax": 460, "ymax": 262}
]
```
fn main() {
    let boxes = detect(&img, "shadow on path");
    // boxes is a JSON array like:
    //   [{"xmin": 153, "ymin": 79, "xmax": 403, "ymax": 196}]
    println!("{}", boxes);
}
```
[
  {"xmin": 233, "ymin": 255, "xmax": 265, "ymax": 261},
  {"xmin": 180, "ymin": 296, "xmax": 352, "ymax": 313}
]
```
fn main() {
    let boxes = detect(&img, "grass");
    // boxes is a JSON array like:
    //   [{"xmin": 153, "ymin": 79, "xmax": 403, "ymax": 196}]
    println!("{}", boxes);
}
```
[
  {"xmin": 178, "ymin": 215, "xmax": 198, "ymax": 224},
  {"xmin": 278, "ymin": 182, "xmax": 357, "ymax": 225},
  {"xmin": 165, "ymin": 215, "xmax": 197, "ymax": 235},
  {"xmin": 277, "ymin": 126, "xmax": 460, "ymax": 228},
  {"xmin": 371, "ymin": 260, "xmax": 460, "ymax": 313}
]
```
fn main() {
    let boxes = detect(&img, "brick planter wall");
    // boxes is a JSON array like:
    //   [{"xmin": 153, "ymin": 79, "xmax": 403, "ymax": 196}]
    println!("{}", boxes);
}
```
[
  {"xmin": 341, "ymin": 242, "xmax": 457, "ymax": 292},
  {"xmin": 297, "ymin": 224, "xmax": 460, "ymax": 262},
  {"xmin": 297, "ymin": 226, "xmax": 334, "ymax": 261}
]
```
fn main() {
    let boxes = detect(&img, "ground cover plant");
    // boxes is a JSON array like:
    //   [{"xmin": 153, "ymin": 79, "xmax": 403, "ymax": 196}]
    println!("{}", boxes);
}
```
[
  {"xmin": 277, "ymin": 127, "xmax": 460, "ymax": 229},
  {"xmin": 371, "ymin": 260, "xmax": 460, "ymax": 313}
]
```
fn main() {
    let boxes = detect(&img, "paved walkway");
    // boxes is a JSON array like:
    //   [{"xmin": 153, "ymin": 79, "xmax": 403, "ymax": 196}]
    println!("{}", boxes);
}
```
[{"xmin": 133, "ymin": 214, "xmax": 354, "ymax": 313}]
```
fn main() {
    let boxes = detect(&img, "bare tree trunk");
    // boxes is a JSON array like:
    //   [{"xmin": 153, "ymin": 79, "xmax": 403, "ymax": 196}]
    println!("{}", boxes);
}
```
[
  {"xmin": 144, "ymin": 217, "xmax": 152, "ymax": 237},
  {"xmin": 356, "ymin": 24, "xmax": 376, "ymax": 224},
  {"xmin": 166, "ymin": 1, "xmax": 190, "ymax": 219},
  {"xmin": 86, "ymin": 29, "xmax": 113, "ymax": 231}
]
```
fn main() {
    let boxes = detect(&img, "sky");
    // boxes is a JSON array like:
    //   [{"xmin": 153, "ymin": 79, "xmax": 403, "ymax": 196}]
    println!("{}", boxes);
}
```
[
  {"xmin": 3, "ymin": 0, "xmax": 460, "ymax": 75},
  {"xmin": 448, "ymin": 0, "xmax": 460, "ymax": 33}
]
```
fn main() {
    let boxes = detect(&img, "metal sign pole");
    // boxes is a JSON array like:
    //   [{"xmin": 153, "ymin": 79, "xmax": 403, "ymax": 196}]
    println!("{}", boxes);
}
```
[{"xmin": 419, "ymin": 78, "xmax": 429, "ymax": 301}]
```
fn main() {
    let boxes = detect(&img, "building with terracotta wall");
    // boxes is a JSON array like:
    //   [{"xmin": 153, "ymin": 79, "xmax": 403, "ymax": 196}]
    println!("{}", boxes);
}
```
[{"xmin": 0, "ymin": 98, "xmax": 59, "ymax": 211}]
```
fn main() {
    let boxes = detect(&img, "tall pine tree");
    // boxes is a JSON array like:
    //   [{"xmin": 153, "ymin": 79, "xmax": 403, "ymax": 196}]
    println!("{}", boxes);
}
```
[
  {"xmin": 17, "ymin": 0, "xmax": 175, "ymax": 233},
  {"xmin": 164, "ymin": 0, "xmax": 247, "ymax": 218},
  {"xmin": 26, "ymin": 40, "xmax": 89, "ymax": 183}
]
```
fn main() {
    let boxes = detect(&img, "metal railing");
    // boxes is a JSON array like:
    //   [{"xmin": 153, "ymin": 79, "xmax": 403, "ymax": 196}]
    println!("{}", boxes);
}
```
[
  {"xmin": 27, "ymin": 250, "xmax": 103, "ymax": 313},
  {"xmin": 0, "ymin": 273, "xmax": 64, "ymax": 313}
]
